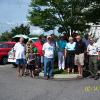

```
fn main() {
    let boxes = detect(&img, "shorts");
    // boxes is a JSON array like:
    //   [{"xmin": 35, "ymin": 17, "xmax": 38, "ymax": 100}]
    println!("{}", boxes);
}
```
[
  {"xmin": 16, "ymin": 59, "xmax": 27, "ymax": 65},
  {"xmin": 75, "ymin": 53, "xmax": 84, "ymax": 66}
]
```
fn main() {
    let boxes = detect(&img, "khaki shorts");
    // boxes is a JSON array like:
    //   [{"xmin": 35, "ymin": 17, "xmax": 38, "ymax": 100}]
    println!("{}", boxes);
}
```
[{"xmin": 75, "ymin": 53, "xmax": 84, "ymax": 66}]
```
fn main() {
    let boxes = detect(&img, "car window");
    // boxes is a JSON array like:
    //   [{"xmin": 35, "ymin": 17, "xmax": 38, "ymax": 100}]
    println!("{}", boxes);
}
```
[
  {"xmin": 0, "ymin": 44, "xmax": 8, "ymax": 48},
  {"xmin": 0, "ymin": 44, "xmax": 3, "ymax": 48}
]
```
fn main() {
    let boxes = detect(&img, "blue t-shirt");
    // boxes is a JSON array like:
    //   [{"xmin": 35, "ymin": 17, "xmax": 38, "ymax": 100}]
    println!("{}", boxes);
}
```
[
  {"xmin": 57, "ymin": 40, "xmax": 66, "ymax": 52},
  {"xmin": 65, "ymin": 42, "xmax": 76, "ymax": 51}
]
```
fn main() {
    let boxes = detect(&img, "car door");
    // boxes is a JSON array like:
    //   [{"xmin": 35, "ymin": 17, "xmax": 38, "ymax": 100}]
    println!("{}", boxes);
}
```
[{"xmin": 1, "ymin": 44, "xmax": 10, "ymax": 55}]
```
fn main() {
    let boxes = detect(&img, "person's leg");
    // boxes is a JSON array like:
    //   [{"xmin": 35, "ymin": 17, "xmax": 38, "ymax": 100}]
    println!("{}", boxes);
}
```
[
  {"xmin": 44, "ymin": 57, "xmax": 48, "ymax": 79},
  {"xmin": 32, "ymin": 64, "xmax": 36, "ymax": 77},
  {"xmin": 41, "ymin": 56, "xmax": 44, "ymax": 70},
  {"xmin": 28, "ymin": 65, "xmax": 33, "ymax": 77},
  {"xmin": 67, "ymin": 55, "xmax": 70, "ymax": 74},
  {"xmin": 58, "ymin": 52, "xmax": 62, "ymax": 70},
  {"xmin": 62, "ymin": 52, "xmax": 65, "ymax": 70},
  {"xmin": 16, "ymin": 59, "xmax": 21, "ymax": 77},
  {"xmin": 17, "ymin": 64, "xmax": 21, "ymax": 77},
  {"xmin": 80, "ymin": 66, "xmax": 83, "ymax": 77},
  {"xmin": 78, "ymin": 65, "xmax": 81, "ymax": 75},
  {"xmin": 78, "ymin": 53, "xmax": 84, "ymax": 77},
  {"xmin": 38, "ymin": 56, "xmax": 41, "ymax": 71},
  {"xmin": 89, "ymin": 56, "xmax": 94, "ymax": 76},
  {"xmin": 49, "ymin": 58, "xmax": 54, "ymax": 78},
  {"xmin": 71, "ymin": 55, "xmax": 75, "ymax": 73},
  {"xmin": 76, "ymin": 54, "xmax": 82, "ymax": 76},
  {"xmin": 21, "ymin": 59, "xmax": 27, "ymax": 76},
  {"xmin": 30, "ymin": 69, "xmax": 33, "ymax": 77},
  {"xmin": 93, "ymin": 56, "xmax": 98, "ymax": 75}
]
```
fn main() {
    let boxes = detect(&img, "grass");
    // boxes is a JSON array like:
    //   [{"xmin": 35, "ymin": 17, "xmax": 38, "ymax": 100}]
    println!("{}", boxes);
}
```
[
  {"xmin": 54, "ymin": 69, "xmax": 67, "ymax": 74},
  {"xmin": 54, "ymin": 64, "xmax": 67, "ymax": 74}
]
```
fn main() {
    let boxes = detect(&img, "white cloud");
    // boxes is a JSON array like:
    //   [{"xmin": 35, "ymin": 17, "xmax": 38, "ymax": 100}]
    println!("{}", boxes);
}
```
[{"xmin": 30, "ymin": 26, "xmax": 43, "ymax": 35}]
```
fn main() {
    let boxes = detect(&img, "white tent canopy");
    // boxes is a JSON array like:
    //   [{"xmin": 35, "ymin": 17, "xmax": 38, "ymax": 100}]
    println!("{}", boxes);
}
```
[{"xmin": 13, "ymin": 34, "xmax": 29, "ymax": 39}]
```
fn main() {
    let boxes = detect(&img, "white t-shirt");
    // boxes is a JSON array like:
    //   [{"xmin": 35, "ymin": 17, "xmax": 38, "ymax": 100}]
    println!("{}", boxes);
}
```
[
  {"xmin": 14, "ymin": 42, "xmax": 26, "ymax": 59},
  {"xmin": 87, "ymin": 43, "xmax": 98, "ymax": 55},
  {"xmin": 42, "ymin": 42, "xmax": 55, "ymax": 58}
]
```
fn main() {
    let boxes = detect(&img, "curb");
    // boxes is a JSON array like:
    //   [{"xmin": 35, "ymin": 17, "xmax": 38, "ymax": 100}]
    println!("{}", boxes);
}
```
[{"xmin": 39, "ymin": 72, "xmax": 79, "ymax": 79}]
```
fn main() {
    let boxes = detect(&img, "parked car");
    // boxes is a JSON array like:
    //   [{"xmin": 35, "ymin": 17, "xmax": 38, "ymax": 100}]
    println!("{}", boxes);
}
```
[{"xmin": 0, "ymin": 42, "xmax": 16, "ymax": 64}]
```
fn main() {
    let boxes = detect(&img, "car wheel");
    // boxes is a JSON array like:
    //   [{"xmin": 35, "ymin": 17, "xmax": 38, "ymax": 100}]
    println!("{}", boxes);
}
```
[{"xmin": 2, "ymin": 56, "xmax": 8, "ymax": 64}]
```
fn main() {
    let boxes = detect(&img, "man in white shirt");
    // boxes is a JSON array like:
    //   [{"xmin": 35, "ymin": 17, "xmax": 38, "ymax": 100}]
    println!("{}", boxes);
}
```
[
  {"xmin": 87, "ymin": 38, "xmax": 99, "ymax": 79},
  {"xmin": 42, "ymin": 36, "xmax": 55, "ymax": 80},
  {"xmin": 14, "ymin": 37, "xmax": 26, "ymax": 77}
]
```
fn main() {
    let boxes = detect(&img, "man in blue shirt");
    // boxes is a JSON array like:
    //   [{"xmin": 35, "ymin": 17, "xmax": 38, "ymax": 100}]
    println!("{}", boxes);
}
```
[{"xmin": 56, "ymin": 34, "xmax": 67, "ymax": 70}]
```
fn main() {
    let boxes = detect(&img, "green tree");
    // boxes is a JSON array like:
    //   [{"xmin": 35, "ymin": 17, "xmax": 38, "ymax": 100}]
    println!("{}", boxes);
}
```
[
  {"xmin": 11, "ymin": 24, "xmax": 30, "ymax": 36},
  {"xmin": 28, "ymin": 0, "xmax": 100, "ymax": 35},
  {"xmin": 84, "ymin": 0, "xmax": 100, "ymax": 24},
  {"xmin": 28, "ymin": 0, "xmax": 93, "ymax": 35},
  {"xmin": 0, "ymin": 24, "xmax": 30, "ymax": 41},
  {"xmin": 0, "ymin": 31, "xmax": 13, "ymax": 41}
]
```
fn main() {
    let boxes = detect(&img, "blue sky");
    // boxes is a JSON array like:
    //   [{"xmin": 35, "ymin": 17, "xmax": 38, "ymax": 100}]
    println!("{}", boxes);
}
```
[
  {"xmin": 0, "ymin": 0, "xmax": 31, "ymax": 33},
  {"xmin": 0, "ymin": 0, "xmax": 59, "ymax": 35}
]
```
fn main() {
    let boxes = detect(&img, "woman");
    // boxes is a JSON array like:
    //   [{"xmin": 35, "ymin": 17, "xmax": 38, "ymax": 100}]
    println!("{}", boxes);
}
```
[{"xmin": 65, "ymin": 37, "xmax": 76, "ymax": 74}]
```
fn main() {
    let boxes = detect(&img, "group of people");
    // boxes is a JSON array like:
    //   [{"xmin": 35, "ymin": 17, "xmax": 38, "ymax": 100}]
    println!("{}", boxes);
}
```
[{"xmin": 13, "ymin": 33, "xmax": 100, "ymax": 80}]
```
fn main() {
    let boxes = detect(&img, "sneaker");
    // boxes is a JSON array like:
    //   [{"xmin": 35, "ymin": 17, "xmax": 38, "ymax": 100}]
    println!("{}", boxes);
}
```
[{"xmin": 44, "ymin": 77, "xmax": 48, "ymax": 80}]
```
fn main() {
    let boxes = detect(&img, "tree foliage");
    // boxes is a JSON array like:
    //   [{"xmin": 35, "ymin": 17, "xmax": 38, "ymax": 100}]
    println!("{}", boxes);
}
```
[
  {"xmin": 0, "ymin": 24, "xmax": 30, "ymax": 41},
  {"xmin": 11, "ymin": 24, "xmax": 30, "ymax": 36},
  {"xmin": 28, "ymin": 0, "xmax": 100, "ymax": 34}
]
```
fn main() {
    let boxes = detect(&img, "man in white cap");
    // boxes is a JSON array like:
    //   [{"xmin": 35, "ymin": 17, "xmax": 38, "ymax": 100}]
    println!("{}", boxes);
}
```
[{"xmin": 42, "ymin": 35, "xmax": 55, "ymax": 80}]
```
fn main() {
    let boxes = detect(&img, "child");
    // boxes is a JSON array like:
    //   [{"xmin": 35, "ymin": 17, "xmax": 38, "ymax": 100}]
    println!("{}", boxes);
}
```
[{"xmin": 27, "ymin": 50, "xmax": 36, "ymax": 78}]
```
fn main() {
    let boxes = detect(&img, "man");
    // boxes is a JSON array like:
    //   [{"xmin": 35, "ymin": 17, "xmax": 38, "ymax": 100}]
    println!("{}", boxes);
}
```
[
  {"xmin": 87, "ymin": 38, "xmax": 99, "ymax": 80},
  {"xmin": 75, "ymin": 35, "xmax": 86, "ymax": 78},
  {"xmin": 34, "ymin": 35, "xmax": 44, "ymax": 70},
  {"xmin": 51, "ymin": 33, "xmax": 56, "ymax": 48},
  {"xmin": 14, "ymin": 37, "xmax": 26, "ymax": 77},
  {"xmin": 42, "ymin": 36, "xmax": 55, "ymax": 80},
  {"xmin": 57, "ymin": 34, "xmax": 66, "ymax": 70}
]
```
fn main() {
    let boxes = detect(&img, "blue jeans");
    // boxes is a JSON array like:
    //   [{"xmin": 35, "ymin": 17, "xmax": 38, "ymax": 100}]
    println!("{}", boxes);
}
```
[{"xmin": 44, "ymin": 57, "xmax": 54, "ymax": 78}]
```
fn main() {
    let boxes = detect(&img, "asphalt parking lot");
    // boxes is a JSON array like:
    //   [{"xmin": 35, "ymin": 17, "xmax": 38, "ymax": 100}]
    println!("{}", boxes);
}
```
[{"xmin": 0, "ymin": 64, "xmax": 100, "ymax": 100}]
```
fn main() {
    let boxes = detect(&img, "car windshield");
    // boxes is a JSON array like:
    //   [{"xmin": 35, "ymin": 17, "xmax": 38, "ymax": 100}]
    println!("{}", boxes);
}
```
[{"xmin": 31, "ymin": 39, "xmax": 38, "ymax": 43}]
